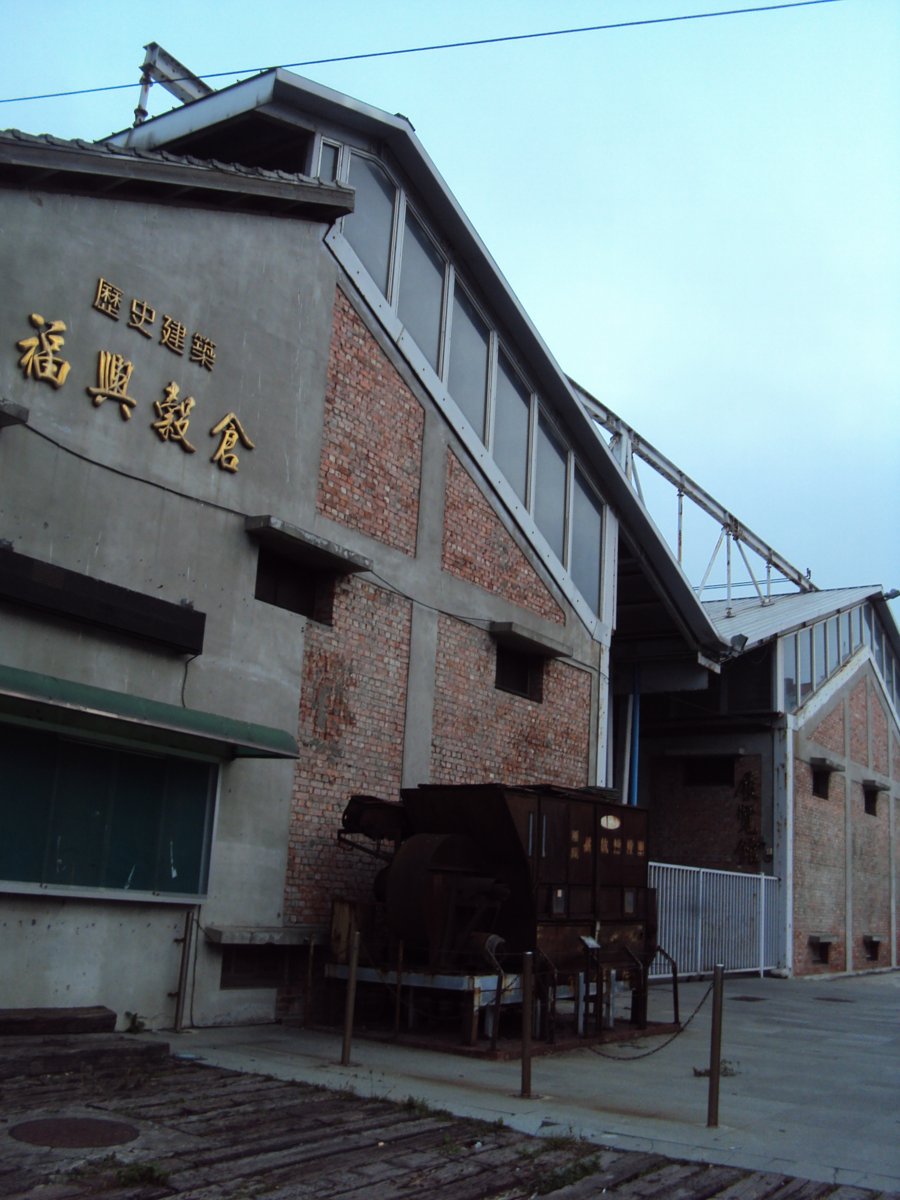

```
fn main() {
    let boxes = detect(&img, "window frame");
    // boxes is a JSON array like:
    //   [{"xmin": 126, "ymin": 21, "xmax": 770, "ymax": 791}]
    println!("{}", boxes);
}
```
[
  {"xmin": 0, "ymin": 721, "xmax": 218, "ymax": 903},
  {"xmin": 494, "ymin": 642, "xmax": 544, "ymax": 703}
]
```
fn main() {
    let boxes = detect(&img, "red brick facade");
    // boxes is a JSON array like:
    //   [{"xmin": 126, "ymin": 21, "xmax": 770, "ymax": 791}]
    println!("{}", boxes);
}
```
[
  {"xmin": 285, "ymin": 577, "xmax": 412, "ymax": 926},
  {"xmin": 849, "ymin": 678, "xmax": 868, "ymax": 766},
  {"xmin": 286, "ymin": 289, "xmax": 597, "ymax": 930},
  {"xmin": 793, "ymin": 665, "xmax": 897, "ymax": 975},
  {"xmin": 430, "ymin": 615, "xmax": 591, "ymax": 785},
  {"xmin": 871, "ymin": 692, "xmax": 889, "ymax": 776},
  {"xmin": 793, "ymin": 760, "xmax": 847, "ymax": 974},
  {"xmin": 808, "ymin": 704, "xmax": 844, "ymax": 759},
  {"xmin": 318, "ymin": 289, "xmax": 424, "ymax": 556},
  {"xmin": 851, "ymin": 778, "xmax": 891, "ymax": 968},
  {"xmin": 442, "ymin": 451, "xmax": 565, "ymax": 625}
]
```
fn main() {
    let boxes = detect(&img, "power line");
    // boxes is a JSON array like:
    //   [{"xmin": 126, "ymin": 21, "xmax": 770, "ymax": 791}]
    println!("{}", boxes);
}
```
[{"xmin": 0, "ymin": 1, "xmax": 845, "ymax": 108}]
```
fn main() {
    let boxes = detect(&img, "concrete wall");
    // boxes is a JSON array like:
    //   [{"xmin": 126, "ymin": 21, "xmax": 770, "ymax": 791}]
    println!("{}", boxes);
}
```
[{"xmin": 0, "ymin": 186, "xmax": 340, "ymax": 1027}]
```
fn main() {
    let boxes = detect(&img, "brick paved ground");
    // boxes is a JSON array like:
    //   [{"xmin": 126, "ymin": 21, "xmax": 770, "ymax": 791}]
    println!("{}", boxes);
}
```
[{"xmin": 0, "ymin": 1036, "xmax": 897, "ymax": 1200}]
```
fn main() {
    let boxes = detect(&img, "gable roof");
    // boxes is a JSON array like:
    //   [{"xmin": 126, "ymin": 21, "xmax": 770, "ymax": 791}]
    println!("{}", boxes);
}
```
[{"xmin": 106, "ymin": 68, "xmax": 728, "ymax": 666}]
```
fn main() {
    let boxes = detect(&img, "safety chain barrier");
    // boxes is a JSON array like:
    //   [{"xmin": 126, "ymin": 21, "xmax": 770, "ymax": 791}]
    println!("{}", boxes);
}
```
[{"xmin": 589, "ymin": 981, "xmax": 714, "ymax": 1061}]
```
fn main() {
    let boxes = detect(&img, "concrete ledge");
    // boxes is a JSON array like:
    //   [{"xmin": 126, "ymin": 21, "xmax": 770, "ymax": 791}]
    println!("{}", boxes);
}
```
[{"xmin": 0, "ymin": 1005, "xmax": 116, "ymax": 1036}]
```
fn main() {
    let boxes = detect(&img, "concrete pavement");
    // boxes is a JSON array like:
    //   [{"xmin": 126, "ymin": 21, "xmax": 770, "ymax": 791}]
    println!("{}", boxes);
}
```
[{"xmin": 154, "ymin": 970, "xmax": 900, "ymax": 1195}]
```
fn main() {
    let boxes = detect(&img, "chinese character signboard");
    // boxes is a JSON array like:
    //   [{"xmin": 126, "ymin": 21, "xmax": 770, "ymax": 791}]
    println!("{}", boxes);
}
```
[{"xmin": 13, "ymin": 276, "xmax": 252, "ymax": 475}]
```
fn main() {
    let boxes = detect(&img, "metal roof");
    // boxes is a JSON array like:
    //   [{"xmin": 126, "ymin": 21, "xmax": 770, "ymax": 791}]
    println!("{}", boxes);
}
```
[{"xmin": 704, "ymin": 587, "xmax": 894, "ymax": 650}]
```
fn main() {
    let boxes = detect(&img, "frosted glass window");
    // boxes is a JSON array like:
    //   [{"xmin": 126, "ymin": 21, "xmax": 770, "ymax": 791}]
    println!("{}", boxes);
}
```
[
  {"xmin": 826, "ymin": 617, "xmax": 839, "ymax": 676},
  {"xmin": 840, "ymin": 611, "xmax": 852, "ymax": 661},
  {"xmin": 813, "ymin": 622, "xmax": 827, "ymax": 688},
  {"xmin": 346, "ymin": 154, "xmax": 396, "ymax": 295},
  {"xmin": 319, "ymin": 142, "xmax": 339, "ymax": 181},
  {"xmin": 852, "ymin": 607, "xmax": 863, "ymax": 649},
  {"xmin": 493, "ymin": 354, "xmax": 530, "ymax": 502},
  {"xmin": 782, "ymin": 635, "xmax": 797, "ymax": 711},
  {"xmin": 864, "ymin": 606, "xmax": 874, "ymax": 648},
  {"xmin": 874, "ymin": 622, "xmax": 885, "ymax": 673},
  {"xmin": 534, "ymin": 415, "xmax": 567, "ymax": 560},
  {"xmin": 447, "ymin": 285, "xmax": 489, "ymax": 437},
  {"xmin": 570, "ymin": 468, "xmax": 603, "ymax": 615},
  {"xmin": 798, "ymin": 629, "xmax": 812, "ymax": 702},
  {"xmin": 397, "ymin": 210, "xmax": 445, "ymax": 371}
]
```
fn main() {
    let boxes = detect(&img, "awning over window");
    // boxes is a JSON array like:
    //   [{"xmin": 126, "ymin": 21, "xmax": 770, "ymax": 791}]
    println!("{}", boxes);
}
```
[{"xmin": 0, "ymin": 663, "xmax": 297, "ymax": 759}]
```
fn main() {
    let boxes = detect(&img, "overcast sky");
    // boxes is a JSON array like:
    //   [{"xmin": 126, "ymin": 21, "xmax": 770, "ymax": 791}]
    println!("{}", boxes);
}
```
[{"xmin": 3, "ymin": 0, "xmax": 898, "ymax": 612}]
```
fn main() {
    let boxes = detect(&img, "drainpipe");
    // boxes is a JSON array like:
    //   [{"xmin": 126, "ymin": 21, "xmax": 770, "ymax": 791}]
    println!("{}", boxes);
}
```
[
  {"xmin": 621, "ymin": 697, "xmax": 632, "ymax": 803},
  {"xmin": 173, "ymin": 906, "xmax": 198, "ymax": 1031}
]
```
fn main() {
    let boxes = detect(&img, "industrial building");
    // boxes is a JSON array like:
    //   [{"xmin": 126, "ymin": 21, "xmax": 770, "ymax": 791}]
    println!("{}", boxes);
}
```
[{"xmin": 0, "ymin": 57, "xmax": 896, "ymax": 1030}]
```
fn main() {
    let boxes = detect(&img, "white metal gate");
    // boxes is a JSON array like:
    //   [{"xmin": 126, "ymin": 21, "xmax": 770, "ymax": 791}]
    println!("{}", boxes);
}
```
[{"xmin": 648, "ymin": 862, "xmax": 784, "ymax": 978}]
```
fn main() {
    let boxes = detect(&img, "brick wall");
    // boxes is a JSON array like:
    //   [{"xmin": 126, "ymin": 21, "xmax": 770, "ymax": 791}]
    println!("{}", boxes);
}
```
[
  {"xmin": 793, "ymin": 663, "xmax": 898, "ymax": 975},
  {"xmin": 851, "ymin": 778, "xmax": 891, "ymax": 969},
  {"xmin": 430, "ymin": 615, "xmax": 590, "ymax": 785},
  {"xmin": 284, "ymin": 577, "xmax": 412, "ymax": 927},
  {"xmin": 808, "ymin": 703, "xmax": 844, "ymax": 759},
  {"xmin": 793, "ymin": 760, "xmax": 846, "ymax": 974},
  {"xmin": 849, "ymin": 678, "xmax": 868, "ymax": 766},
  {"xmin": 442, "ymin": 451, "xmax": 565, "ymax": 624},
  {"xmin": 647, "ymin": 755, "xmax": 764, "ymax": 871},
  {"xmin": 317, "ymin": 289, "xmax": 424, "ymax": 555},
  {"xmin": 871, "ymin": 690, "xmax": 889, "ymax": 776}
]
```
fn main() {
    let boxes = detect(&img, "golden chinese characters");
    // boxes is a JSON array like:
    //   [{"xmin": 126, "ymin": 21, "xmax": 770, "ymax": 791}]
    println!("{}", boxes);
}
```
[
  {"xmin": 152, "ymin": 381, "xmax": 196, "ymax": 452},
  {"xmin": 16, "ymin": 314, "xmax": 71, "ymax": 389},
  {"xmin": 210, "ymin": 413, "xmax": 254, "ymax": 473},
  {"xmin": 86, "ymin": 351, "xmax": 138, "ymax": 420}
]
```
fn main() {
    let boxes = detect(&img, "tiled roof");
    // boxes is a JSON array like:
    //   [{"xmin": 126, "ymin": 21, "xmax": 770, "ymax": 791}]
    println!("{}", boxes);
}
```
[{"xmin": 0, "ymin": 127, "xmax": 354, "ymax": 221}]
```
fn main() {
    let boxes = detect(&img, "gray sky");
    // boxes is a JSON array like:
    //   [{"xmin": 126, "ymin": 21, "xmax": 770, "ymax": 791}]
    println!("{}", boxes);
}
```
[{"xmin": 3, "ymin": 0, "xmax": 898, "ymax": 610}]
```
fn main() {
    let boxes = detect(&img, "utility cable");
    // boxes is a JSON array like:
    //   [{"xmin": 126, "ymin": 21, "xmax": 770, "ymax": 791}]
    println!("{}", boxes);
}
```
[{"xmin": 0, "ymin": 1, "xmax": 846, "ymax": 108}]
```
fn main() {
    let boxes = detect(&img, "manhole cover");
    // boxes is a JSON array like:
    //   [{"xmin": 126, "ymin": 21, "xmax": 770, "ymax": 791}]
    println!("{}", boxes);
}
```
[
  {"xmin": 815, "ymin": 996, "xmax": 854, "ymax": 1004},
  {"xmin": 733, "ymin": 996, "xmax": 766, "ymax": 1002},
  {"xmin": 10, "ymin": 1117, "xmax": 139, "ymax": 1148}
]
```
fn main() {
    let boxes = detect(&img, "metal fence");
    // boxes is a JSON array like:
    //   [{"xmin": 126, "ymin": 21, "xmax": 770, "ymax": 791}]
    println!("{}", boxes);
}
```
[{"xmin": 648, "ymin": 862, "xmax": 785, "ymax": 978}]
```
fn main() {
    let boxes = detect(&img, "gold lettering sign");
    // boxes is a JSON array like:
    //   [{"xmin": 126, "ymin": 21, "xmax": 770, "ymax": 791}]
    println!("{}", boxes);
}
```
[
  {"xmin": 16, "ymin": 314, "xmax": 70, "ymax": 389},
  {"xmin": 92, "ymin": 277, "xmax": 215, "ymax": 371},
  {"xmin": 86, "ymin": 351, "xmax": 138, "ymax": 420},
  {"xmin": 13, "ymin": 283, "xmax": 245, "ymax": 475},
  {"xmin": 210, "ymin": 413, "xmax": 254, "ymax": 473},
  {"xmin": 152, "ymin": 381, "xmax": 196, "ymax": 452}
]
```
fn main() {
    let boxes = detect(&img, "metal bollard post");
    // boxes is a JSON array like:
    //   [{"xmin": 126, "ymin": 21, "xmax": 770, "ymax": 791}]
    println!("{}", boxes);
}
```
[
  {"xmin": 341, "ymin": 929, "xmax": 361, "ymax": 1067},
  {"xmin": 304, "ymin": 935, "xmax": 316, "ymax": 1028},
  {"xmin": 521, "ymin": 952, "xmax": 533, "ymax": 1098},
  {"xmin": 706, "ymin": 964, "xmax": 725, "ymax": 1127},
  {"xmin": 393, "ymin": 940, "xmax": 404, "ymax": 1036}
]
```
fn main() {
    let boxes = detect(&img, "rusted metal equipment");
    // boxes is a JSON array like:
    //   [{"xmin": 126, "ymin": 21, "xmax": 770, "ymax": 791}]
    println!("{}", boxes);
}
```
[{"xmin": 335, "ymin": 783, "xmax": 660, "ymax": 1043}]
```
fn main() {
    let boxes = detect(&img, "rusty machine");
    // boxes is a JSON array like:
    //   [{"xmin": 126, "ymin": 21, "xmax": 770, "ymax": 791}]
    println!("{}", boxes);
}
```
[{"xmin": 334, "ymin": 783, "xmax": 663, "ymax": 1044}]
